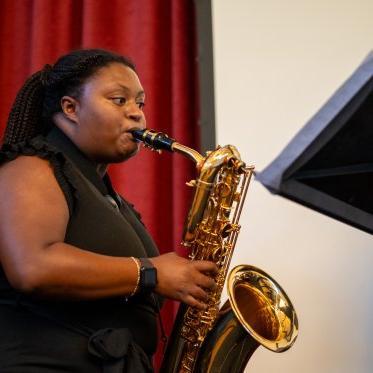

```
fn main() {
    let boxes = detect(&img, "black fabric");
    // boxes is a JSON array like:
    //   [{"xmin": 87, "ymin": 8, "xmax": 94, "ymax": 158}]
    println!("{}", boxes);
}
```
[
  {"xmin": 0, "ymin": 127, "xmax": 160, "ymax": 372},
  {"xmin": 88, "ymin": 328, "xmax": 153, "ymax": 373},
  {"xmin": 0, "ymin": 298, "xmax": 154, "ymax": 373}
]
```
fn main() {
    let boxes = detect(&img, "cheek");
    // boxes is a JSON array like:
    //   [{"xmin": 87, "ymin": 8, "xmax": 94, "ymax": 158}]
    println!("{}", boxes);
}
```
[
  {"xmin": 79, "ymin": 102, "xmax": 123, "ymax": 142},
  {"xmin": 90, "ymin": 112, "xmax": 120, "ymax": 138}
]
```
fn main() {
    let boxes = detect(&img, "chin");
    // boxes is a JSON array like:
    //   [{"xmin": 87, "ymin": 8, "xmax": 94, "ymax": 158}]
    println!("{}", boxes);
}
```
[{"xmin": 111, "ymin": 146, "xmax": 139, "ymax": 163}]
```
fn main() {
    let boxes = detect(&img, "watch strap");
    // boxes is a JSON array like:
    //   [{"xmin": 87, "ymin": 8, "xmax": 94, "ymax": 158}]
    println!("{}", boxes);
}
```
[
  {"xmin": 139, "ymin": 257, "xmax": 154, "ymax": 269},
  {"xmin": 138, "ymin": 257, "xmax": 157, "ymax": 294}
]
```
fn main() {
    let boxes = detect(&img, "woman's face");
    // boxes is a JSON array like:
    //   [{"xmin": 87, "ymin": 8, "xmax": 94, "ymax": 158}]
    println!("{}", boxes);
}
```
[{"xmin": 70, "ymin": 62, "xmax": 146, "ymax": 163}]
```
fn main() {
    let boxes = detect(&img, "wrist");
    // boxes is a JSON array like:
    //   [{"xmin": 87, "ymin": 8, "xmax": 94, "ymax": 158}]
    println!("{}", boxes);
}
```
[{"xmin": 138, "ymin": 257, "xmax": 158, "ymax": 294}]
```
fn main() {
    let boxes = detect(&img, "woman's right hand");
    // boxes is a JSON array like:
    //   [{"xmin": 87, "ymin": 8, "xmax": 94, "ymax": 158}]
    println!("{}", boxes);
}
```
[{"xmin": 150, "ymin": 252, "xmax": 218, "ymax": 310}]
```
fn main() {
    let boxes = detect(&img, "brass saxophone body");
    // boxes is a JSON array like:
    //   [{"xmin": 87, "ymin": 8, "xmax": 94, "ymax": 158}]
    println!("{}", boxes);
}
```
[{"xmin": 132, "ymin": 129, "xmax": 298, "ymax": 373}]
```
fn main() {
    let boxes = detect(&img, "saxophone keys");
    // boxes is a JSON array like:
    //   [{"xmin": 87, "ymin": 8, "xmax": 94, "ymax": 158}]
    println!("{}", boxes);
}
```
[
  {"xmin": 186, "ymin": 179, "xmax": 197, "ymax": 187},
  {"xmin": 221, "ymin": 223, "xmax": 233, "ymax": 237},
  {"xmin": 149, "ymin": 147, "xmax": 162, "ymax": 154},
  {"xmin": 232, "ymin": 223, "xmax": 241, "ymax": 232},
  {"xmin": 233, "ymin": 191, "xmax": 241, "ymax": 201}
]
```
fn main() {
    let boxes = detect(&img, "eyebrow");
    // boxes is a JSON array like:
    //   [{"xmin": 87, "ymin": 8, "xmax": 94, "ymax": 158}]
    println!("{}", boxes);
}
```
[{"xmin": 116, "ymin": 84, "xmax": 145, "ymax": 98}]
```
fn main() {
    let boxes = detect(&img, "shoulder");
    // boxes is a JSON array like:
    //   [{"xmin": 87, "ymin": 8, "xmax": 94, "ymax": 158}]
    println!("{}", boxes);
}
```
[
  {"xmin": 0, "ymin": 155, "xmax": 54, "ymax": 183},
  {"xmin": 0, "ymin": 155, "xmax": 68, "ymax": 211}
]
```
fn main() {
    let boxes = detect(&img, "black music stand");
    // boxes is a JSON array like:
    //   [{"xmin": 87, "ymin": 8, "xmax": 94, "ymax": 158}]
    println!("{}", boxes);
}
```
[{"xmin": 256, "ymin": 52, "xmax": 373, "ymax": 234}]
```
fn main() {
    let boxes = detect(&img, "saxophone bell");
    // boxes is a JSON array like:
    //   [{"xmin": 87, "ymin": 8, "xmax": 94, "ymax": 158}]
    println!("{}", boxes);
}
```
[{"xmin": 195, "ymin": 265, "xmax": 298, "ymax": 372}]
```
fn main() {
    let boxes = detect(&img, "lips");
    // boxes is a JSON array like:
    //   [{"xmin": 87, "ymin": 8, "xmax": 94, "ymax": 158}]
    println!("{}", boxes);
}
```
[{"xmin": 128, "ymin": 127, "xmax": 145, "ymax": 142}]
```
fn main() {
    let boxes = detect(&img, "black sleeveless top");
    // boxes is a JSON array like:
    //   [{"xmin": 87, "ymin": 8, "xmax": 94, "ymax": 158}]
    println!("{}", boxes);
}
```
[{"xmin": 0, "ymin": 128, "xmax": 161, "ymax": 371}]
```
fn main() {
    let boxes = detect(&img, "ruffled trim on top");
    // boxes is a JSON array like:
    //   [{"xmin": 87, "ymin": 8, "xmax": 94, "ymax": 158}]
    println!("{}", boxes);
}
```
[{"xmin": 0, "ymin": 137, "xmax": 78, "ymax": 215}]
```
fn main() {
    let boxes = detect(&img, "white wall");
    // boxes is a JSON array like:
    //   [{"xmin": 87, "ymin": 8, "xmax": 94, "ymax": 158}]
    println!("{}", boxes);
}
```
[{"xmin": 212, "ymin": 1, "xmax": 373, "ymax": 372}]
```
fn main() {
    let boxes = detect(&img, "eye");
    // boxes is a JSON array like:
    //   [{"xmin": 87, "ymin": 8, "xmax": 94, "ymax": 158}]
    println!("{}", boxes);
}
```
[
  {"xmin": 137, "ymin": 101, "xmax": 145, "ymax": 110},
  {"xmin": 111, "ymin": 97, "xmax": 126, "ymax": 106}
]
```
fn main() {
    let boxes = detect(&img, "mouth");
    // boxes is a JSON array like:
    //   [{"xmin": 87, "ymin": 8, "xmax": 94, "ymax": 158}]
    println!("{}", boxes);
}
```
[{"xmin": 128, "ymin": 127, "xmax": 145, "ymax": 143}]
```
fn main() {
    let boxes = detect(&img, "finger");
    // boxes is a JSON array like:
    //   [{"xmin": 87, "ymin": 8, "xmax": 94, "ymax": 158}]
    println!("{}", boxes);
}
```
[
  {"xmin": 193, "ymin": 260, "xmax": 218, "ymax": 274},
  {"xmin": 189, "ymin": 285, "xmax": 209, "ymax": 302},
  {"xmin": 196, "ymin": 273, "xmax": 216, "ymax": 290},
  {"xmin": 183, "ymin": 294, "xmax": 207, "ymax": 310}
]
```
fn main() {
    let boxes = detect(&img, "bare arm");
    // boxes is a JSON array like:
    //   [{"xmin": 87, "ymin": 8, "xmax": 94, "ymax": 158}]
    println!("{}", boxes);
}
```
[
  {"xmin": 0, "ymin": 156, "xmax": 217, "ymax": 308},
  {"xmin": 0, "ymin": 156, "xmax": 141, "ymax": 299}
]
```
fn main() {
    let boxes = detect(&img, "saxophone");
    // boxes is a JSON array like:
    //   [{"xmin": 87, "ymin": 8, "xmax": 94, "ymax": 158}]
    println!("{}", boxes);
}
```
[{"xmin": 132, "ymin": 129, "xmax": 298, "ymax": 373}]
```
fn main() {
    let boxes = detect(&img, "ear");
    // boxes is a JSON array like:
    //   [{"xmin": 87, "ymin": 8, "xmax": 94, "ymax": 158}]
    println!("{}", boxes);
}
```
[{"xmin": 60, "ymin": 96, "xmax": 80, "ymax": 124}]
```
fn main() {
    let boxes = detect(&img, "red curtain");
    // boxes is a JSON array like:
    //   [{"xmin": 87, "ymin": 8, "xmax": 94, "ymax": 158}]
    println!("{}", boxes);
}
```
[{"xmin": 0, "ymin": 0, "xmax": 200, "ymax": 369}]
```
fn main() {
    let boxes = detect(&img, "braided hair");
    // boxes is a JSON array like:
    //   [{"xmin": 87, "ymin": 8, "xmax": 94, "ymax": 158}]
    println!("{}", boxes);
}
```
[{"xmin": 3, "ymin": 49, "xmax": 135, "ymax": 146}]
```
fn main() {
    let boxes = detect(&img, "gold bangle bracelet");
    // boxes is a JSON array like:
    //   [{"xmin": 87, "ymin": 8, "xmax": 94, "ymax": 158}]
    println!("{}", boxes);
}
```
[{"xmin": 129, "ymin": 257, "xmax": 140, "ymax": 297}]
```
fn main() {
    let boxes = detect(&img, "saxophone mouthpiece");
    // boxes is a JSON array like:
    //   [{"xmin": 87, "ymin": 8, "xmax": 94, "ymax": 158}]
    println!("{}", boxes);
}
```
[{"xmin": 131, "ymin": 129, "xmax": 176, "ymax": 152}]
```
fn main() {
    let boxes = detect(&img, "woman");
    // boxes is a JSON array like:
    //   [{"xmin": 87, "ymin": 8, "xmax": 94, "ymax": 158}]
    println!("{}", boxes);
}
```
[{"xmin": 0, "ymin": 49, "xmax": 217, "ymax": 372}]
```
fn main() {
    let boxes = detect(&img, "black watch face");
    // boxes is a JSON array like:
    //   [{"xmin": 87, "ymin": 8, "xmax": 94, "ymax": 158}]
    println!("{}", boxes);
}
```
[{"xmin": 142, "ymin": 267, "xmax": 157, "ymax": 289}]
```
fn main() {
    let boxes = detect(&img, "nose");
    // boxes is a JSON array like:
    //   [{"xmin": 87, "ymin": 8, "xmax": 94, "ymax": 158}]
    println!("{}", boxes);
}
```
[{"xmin": 126, "ymin": 101, "xmax": 144, "ymax": 123}]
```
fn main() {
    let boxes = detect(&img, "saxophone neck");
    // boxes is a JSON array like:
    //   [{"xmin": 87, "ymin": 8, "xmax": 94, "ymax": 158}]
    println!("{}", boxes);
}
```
[
  {"xmin": 132, "ymin": 128, "xmax": 204, "ymax": 165},
  {"xmin": 172, "ymin": 142, "xmax": 204, "ymax": 165}
]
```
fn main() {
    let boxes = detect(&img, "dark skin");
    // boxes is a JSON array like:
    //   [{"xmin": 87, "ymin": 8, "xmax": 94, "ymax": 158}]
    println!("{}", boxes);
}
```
[{"xmin": 0, "ymin": 63, "xmax": 217, "ymax": 309}]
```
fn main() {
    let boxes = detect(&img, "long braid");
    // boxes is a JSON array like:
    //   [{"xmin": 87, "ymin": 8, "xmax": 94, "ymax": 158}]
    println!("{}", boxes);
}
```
[
  {"xmin": 4, "ymin": 71, "xmax": 45, "ymax": 145},
  {"xmin": 3, "ymin": 49, "xmax": 135, "ymax": 148}
]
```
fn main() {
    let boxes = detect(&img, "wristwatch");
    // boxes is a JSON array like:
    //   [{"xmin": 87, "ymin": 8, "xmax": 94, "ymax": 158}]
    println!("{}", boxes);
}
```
[{"xmin": 139, "ymin": 257, "xmax": 157, "ymax": 294}]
